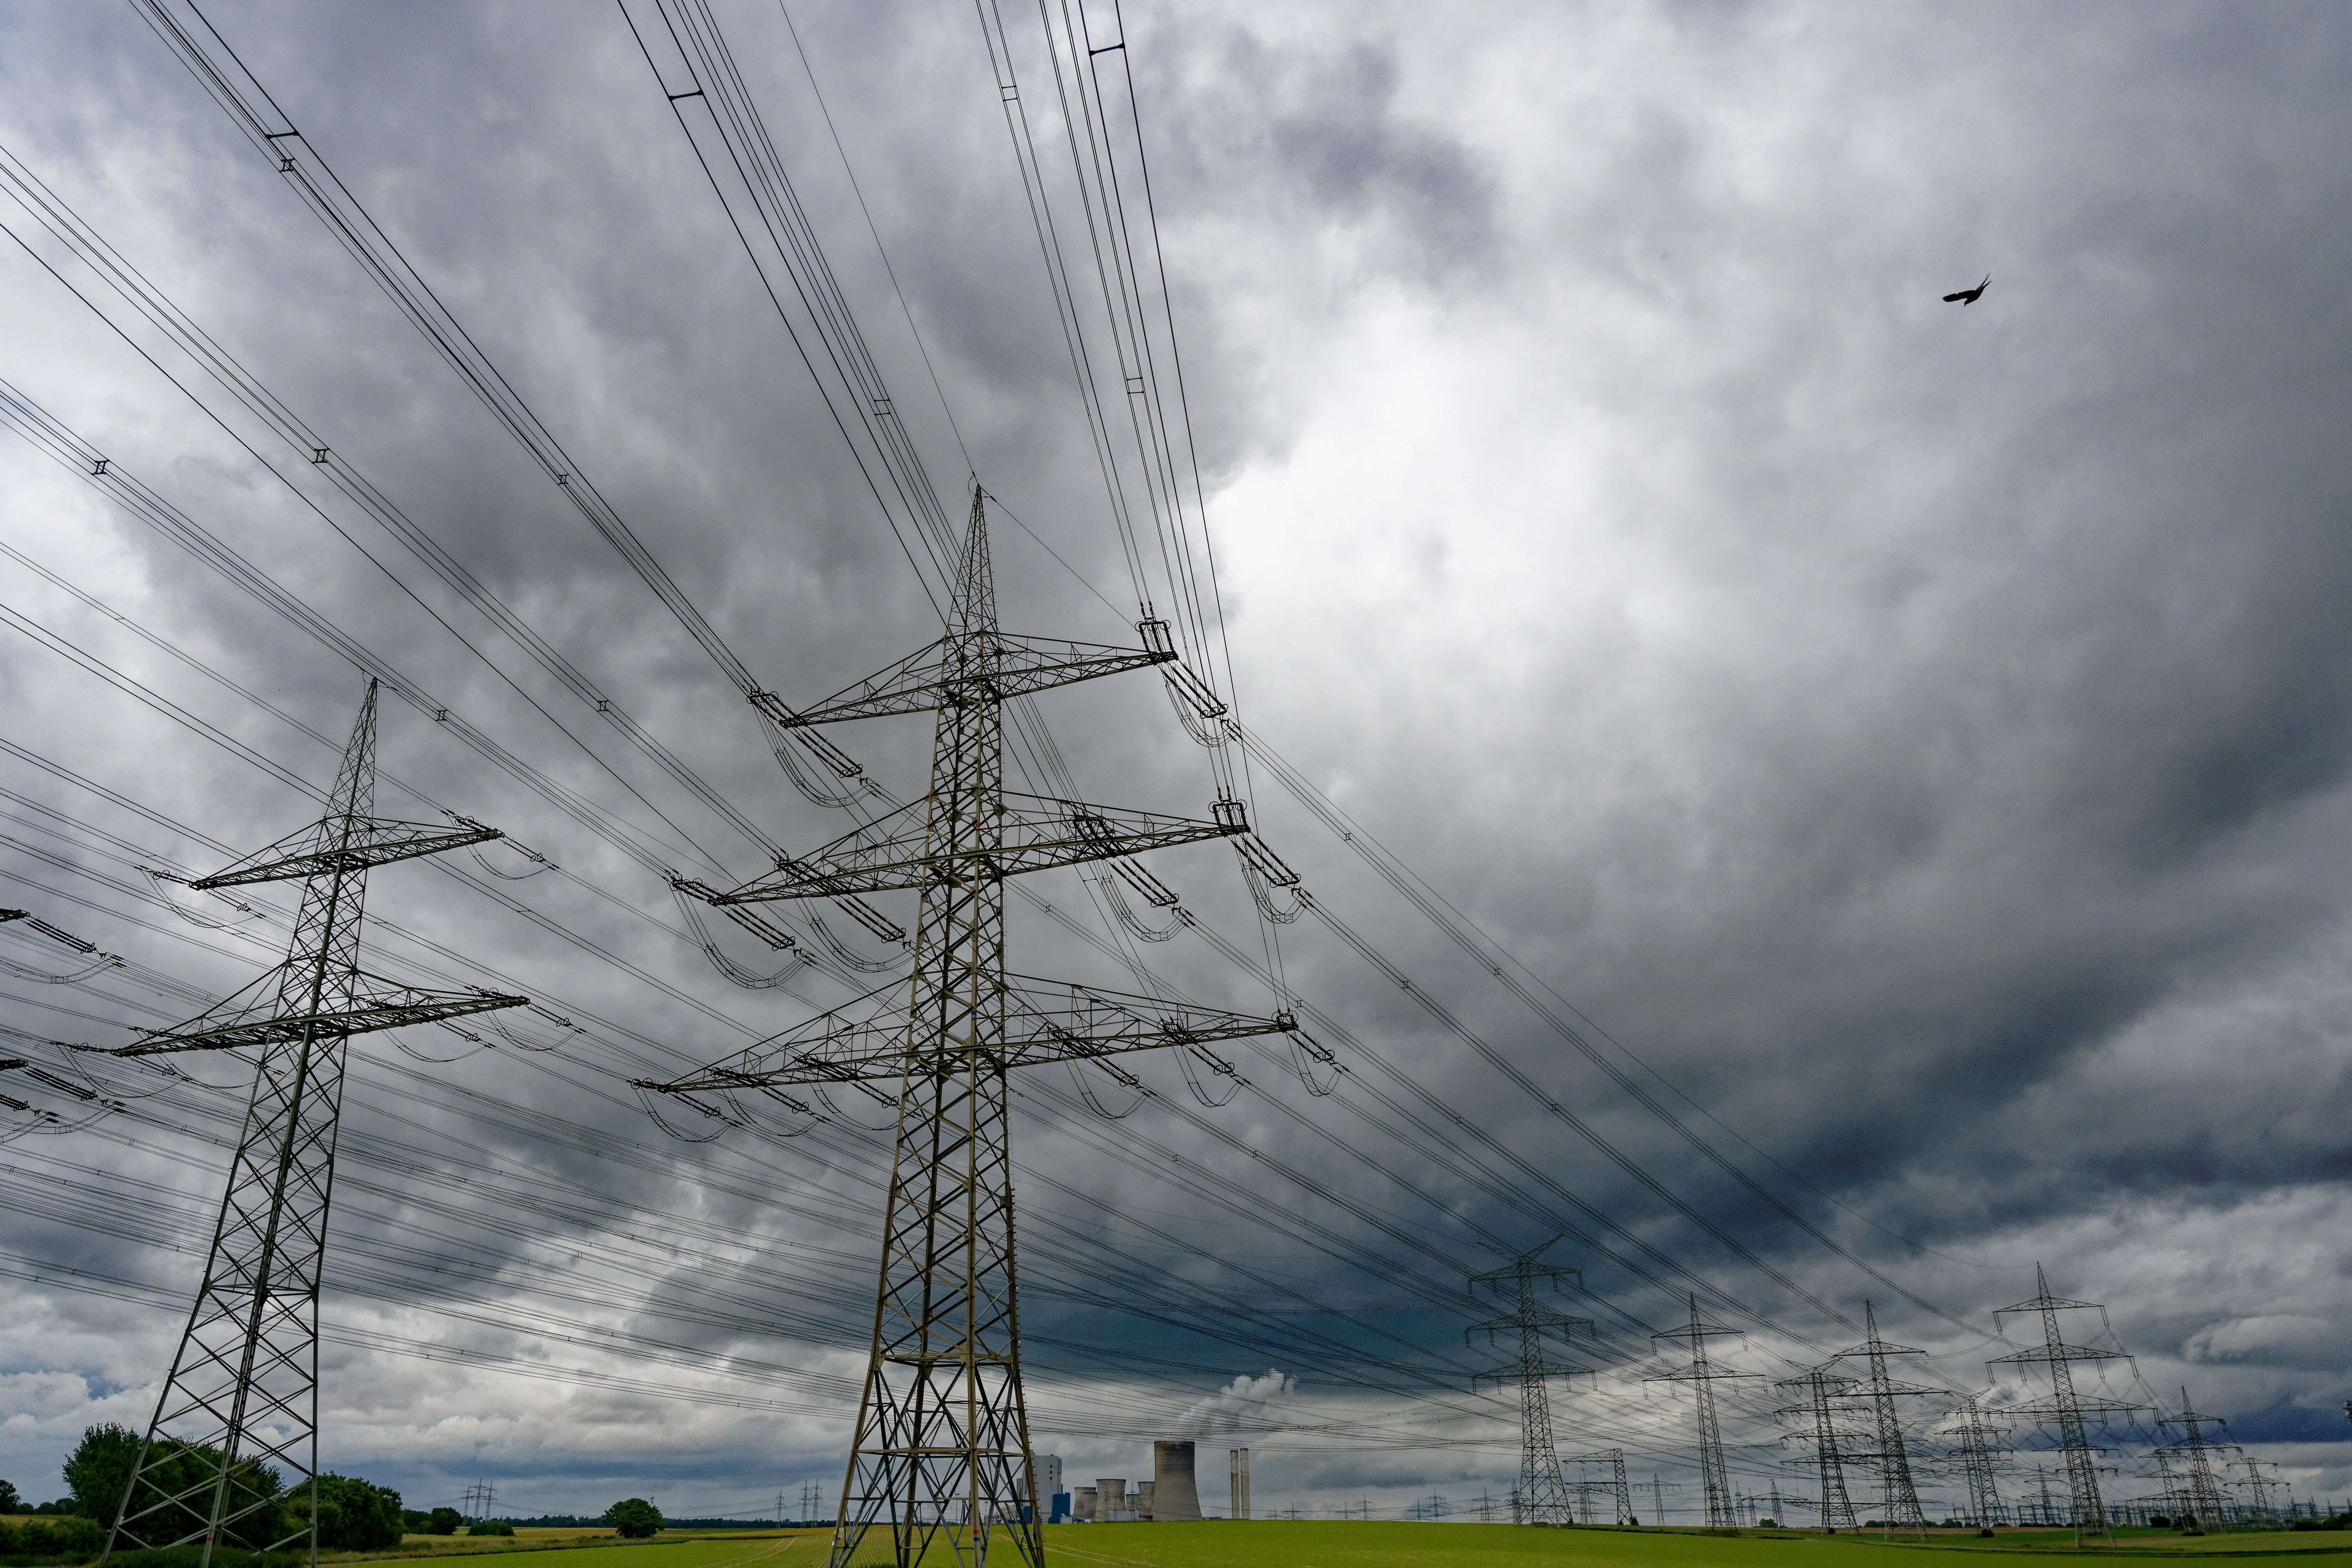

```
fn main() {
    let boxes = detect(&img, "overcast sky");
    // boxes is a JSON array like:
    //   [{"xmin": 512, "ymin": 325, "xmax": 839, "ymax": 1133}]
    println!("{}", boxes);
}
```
[{"xmin": 3, "ymin": 0, "xmax": 2351, "ymax": 1526}]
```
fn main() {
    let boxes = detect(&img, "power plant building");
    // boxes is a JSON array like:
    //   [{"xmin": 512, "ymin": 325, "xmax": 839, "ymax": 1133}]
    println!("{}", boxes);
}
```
[{"xmin": 1152, "ymin": 1441, "xmax": 1204, "ymax": 1521}]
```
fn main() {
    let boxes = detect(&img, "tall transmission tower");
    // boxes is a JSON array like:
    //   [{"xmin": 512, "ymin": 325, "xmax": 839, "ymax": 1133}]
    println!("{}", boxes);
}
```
[
  {"xmin": 1833, "ymin": 1302, "xmax": 1935, "ymax": 1535},
  {"xmin": 1938, "ymin": 1393, "xmax": 2012, "ymax": 1526},
  {"xmin": 1775, "ymin": 1365, "xmax": 1860, "ymax": 1530},
  {"xmin": 94, "ymin": 681, "xmax": 524, "ymax": 1568},
  {"xmin": 644, "ymin": 497, "xmax": 1296, "ymax": 1568},
  {"xmin": 1648, "ymin": 1296, "xmax": 1762, "ymax": 1527},
  {"xmin": 1467, "ymin": 1241, "xmax": 1590, "ymax": 1526},
  {"xmin": 2156, "ymin": 1389, "xmax": 2236, "ymax": 1531},
  {"xmin": 1563, "ymin": 1449, "xmax": 1632, "ymax": 1525},
  {"xmin": 1989, "ymin": 1266, "xmax": 2141, "ymax": 1539}
]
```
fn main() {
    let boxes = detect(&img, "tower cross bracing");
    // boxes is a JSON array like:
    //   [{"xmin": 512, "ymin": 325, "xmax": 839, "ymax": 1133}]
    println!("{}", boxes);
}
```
[
  {"xmin": 648, "ymin": 495, "xmax": 1293, "ymax": 1568},
  {"xmin": 94, "ymin": 681, "xmax": 525, "ymax": 1568}
]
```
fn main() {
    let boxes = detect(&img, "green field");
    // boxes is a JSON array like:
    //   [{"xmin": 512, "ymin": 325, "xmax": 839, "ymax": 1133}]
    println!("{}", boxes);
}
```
[{"xmin": 382, "ymin": 1524, "xmax": 2352, "ymax": 1568}]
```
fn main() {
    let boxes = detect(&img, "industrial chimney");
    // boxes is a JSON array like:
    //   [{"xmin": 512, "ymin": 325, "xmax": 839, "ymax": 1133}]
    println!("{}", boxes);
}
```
[{"xmin": 1152, "ymin": 1440, "xmax": 1204, "ymax": 1521}]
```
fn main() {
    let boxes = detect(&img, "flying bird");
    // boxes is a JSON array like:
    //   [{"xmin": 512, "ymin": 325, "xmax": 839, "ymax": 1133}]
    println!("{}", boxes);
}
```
[{"xmin": 1942, "ymin": 274, "xmax": 1990, "ymax": 305}]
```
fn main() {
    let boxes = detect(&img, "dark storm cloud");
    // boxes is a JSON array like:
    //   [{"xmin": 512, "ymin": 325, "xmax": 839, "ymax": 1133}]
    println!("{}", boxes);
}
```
[{"xmin": 2, "ymin": 0, "xmax": 2350, "ymax": 1518}]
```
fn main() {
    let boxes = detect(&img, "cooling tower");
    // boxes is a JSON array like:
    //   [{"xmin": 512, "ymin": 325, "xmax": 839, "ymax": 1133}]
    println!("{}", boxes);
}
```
[
  {"xmin": 1152, "ymin": 1440, "xmax": 1204, "ymax": 1521},
  {"xmin": 1074, "ymin": 1486, "xmax": 1098, "ymax": 1522}
]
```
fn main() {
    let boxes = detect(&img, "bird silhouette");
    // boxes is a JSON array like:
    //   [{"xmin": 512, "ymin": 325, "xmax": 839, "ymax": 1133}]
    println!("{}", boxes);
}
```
[{"xmin": 1942, "ymin": 274, "xmax": 1990, "ymax": 305}]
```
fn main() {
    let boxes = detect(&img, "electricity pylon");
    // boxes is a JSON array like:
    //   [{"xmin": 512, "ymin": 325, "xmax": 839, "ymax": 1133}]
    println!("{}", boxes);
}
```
[
  {"xmin": 1563, "ymin": 1449, "xmax": 1632, "ymax": 1525},
  {"xmin": 2156, "ymin": 1388, "xmax": 2236, "ymax": 1532},
  {"xmin": 644, "ymin": 495, "xmax": 1295, "ymax": 1568},
  {"xmin": 94, "ymin": 680, "xmax": 525, "ymax": 1568},
  {"xmin": 1832, "ymin": 1302, "xmax": 1935, "ymax": 1536},
  {"xmin": 1938, "ymin": 1393, "xmax": 2011, "ymax": 1526},
  {"xmin": 1648, "ymin": 1296, "xmax": 1761, "ymax": 1526},
  {"xmin": 1775, "ymin": 1365, "xmax": 1861, "ymax": 1530},
  {"xmin": 1990, "ymin": 1266, "xmax": 2141, "ymax": 1542},
  {"xmin": 1467, "ymin": 1241, "xmax": 1589, "ymax": 1526}
]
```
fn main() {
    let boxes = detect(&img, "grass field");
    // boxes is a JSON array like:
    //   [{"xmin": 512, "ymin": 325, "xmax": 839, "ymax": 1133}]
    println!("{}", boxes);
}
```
[
  {"xmin": 379, "ymin": 1524, "xmax": 2352, "ymax": 1568},
  {"xmin": 13, "ymin": 1521, "xmax": 2347, "ymax": 1568}
]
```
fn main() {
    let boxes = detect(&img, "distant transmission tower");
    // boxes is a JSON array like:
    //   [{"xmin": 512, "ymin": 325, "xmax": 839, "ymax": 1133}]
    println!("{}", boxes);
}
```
[
  {"xmin": 1467, "ymin": 1240, "xmax": 1589, "ymax": 1526},
  {"xmin": 1939, "ymin": 1393, "xmax": 2012, "ymax": 1526},
  {"xmin": 1648, "ymin": 1474, "xmax": 1680, "ymax": 1526},
  {"xmin": 1648, "ymin": 1296, "xmax": 1762, "ymax": 1526},
  {"xmin": 96, "ymin": 681, "xmax": 523, "ymax": 1568},
  {"xmin": 462, "ymin": 1483, "xmax": 497, "ymax": 1523},
  {"xmin": 1833, "ymin": 1302, "xmax": 1935, "ymax": 1536},
  {"xmin": 2156, "ymin": 1389, "xmax": 2236, "ymax": 1531},
  {"xmin": 1990, "ymin": 1266, "xmax": 2141, "ymax": 1541},
  {"xmin": 2233, "ymin": 1457, "xmax": 2284, "ymax": 1526},
  {"xmin": 1563, "ymin": 1449, "xmax": 1632, "ymax": 1524},
  {"xmin": 2026, "ymin": 1464, "xmax": 2060, "ymax": 1527},
  {"xmin": 1775, "ymin": 1365, "xmax": 1860, "ymax": 1530},
  {"xmin": 645, "ymin": 497, "xmax": 1295, "ymax": 1568}
]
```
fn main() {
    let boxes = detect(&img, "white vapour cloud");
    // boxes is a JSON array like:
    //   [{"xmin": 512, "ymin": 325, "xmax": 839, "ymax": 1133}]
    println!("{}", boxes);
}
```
[{"xmin": 1177, "ymin": 1370, "xmax": 1298, "ymax": 1437}]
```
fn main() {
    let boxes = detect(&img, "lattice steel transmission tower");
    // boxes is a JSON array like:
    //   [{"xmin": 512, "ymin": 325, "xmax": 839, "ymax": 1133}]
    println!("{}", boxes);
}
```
[
  {"xmin": 1776, "ymin": 1365, "xmax": 1861, "ymax": 1530},
  {"xmin": 94, "ymin": 681, "xmax": 524, "ymax": 1568},
  {"xmin": 1834, "ymin": 1302, "xmax": 1935, "ymax": 1535},
  {"xmin": 1563, "ymin": 1449, "xmax": 1632, "ymax": 1525},
  {"xmin": 2156, "ymin": 1388, "xmax": 2236, "ymax": 1531},
  {"xmin": 2024, "ymin": 1465, "xmax": 2061, "ymax": 1526},
  {"xmin": 1939, "ymin": 1393, "xmax": 2012, "ymax": 1526},
  {"xmin": 1990, "ymin": 1266, "xmax": 2141, "ymax": 1539},
  {"xmin": 1467, "ymin": 1240, "xmax": 1590, "ymax": 1526},
  {"xmin": 1648, "ymin": 1296, "xmax": 1761, "ymax": 1527},
  {"xmin": 645, "ymin": 496, "xmax": 1296, "ymax": 1568}
]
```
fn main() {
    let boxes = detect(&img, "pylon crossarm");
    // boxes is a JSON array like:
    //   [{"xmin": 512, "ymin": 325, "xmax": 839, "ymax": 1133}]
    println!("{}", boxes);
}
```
[
  {"xmin": 717, "ymin": 794, "xmax": 1240, "ymax": 902},
  {"xmin": 1990, "ymin": 1343, "xmax": 2129, "ymax": 1365},
  {"xmin": 96, "ymin": 979, "xmax": 526, "ymax": 1056},
  {"xmin": 192, "ymin": 818, "xmax": 502, "ymax": 888},
  {"xmin": 644, "ymin": 974, "xmax": 1296, "ymax": 1091},
  {"xmin": 753, "ymin": 633, "xmax": 1173, "ymax": 730}
]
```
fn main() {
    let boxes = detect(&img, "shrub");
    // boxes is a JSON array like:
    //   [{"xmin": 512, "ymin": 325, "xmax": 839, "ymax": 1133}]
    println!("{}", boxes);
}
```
[
  {"xmin": 601, "ymin": 1500, "xmax": 662, "ymax": 1540},
  {"xmin": 2, "ymin": 1514, "xmax": 107, "ymax": 1561},
  {"xmin": 466, "ymin": 1521, "xmax": 514, "ymax": 1537},
  {"xmin": 426, "ymin": 1508, "xmax": 463, "ymax": 1537}
]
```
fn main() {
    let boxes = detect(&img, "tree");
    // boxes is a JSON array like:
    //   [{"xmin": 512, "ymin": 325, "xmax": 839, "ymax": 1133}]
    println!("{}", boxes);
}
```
[
  {"xmin": 427, "ymin": 1506, "xmax": 465, "ymax": 1535},
  {"xmin": 0, "ymin": 1478, "xmax": 22, "ymax": 1514},
  {"xmin": 61, "ymin": 1424, "xmax": 281, "ymax": 1546},
  {"xmin": 62, "ymin": 1425, "xmax": 142, "ymax": 1521},
  {"xmin": 300, "ymin": 1473, "xmax": 405, "ymax": 1551},
  {"xmin": 603, "ymin": 1499, "xmax": 662, "ymax": 1539}
]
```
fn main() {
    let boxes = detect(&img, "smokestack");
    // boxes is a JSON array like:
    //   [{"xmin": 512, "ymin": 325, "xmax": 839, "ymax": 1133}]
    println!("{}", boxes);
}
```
[
  {"xmin": 1230, "ymin": 1448, "xmax": 1251, "ymax": 1521},
  {"xmin": 1153, "ymin": 1440, "xmax": 1204, "ymax": 1521}
]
